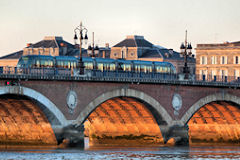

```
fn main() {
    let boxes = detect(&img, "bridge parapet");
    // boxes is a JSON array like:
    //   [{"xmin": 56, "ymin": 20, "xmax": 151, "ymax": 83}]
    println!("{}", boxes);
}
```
[{"xmin": 1, "ymin": 66, "xmax": 240, "ymax": 88}]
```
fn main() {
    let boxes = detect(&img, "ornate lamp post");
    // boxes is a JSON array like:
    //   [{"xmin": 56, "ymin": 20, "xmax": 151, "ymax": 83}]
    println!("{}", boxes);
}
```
[
  {"xmin": 74, "ymin": 22, "xmax": 88, "ymax": 75},
  {"xmin": 87, "ymin": 32, "xmax": 99, "ymax": 58},
  {"xmin": 180, "ymin": 30, "xmax": 192, "ymax": 79}
]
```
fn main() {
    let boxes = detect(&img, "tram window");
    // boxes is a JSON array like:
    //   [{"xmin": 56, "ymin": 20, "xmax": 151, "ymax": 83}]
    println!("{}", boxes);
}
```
[
  {"xmin": 84, "ymin": 62, "xmax": 88, "ymax": 69},
  {"xmin": 159, "ymin": 66, "xmax": 163, "ymax": 72},
  {"xmin": 162, "ymin": 67, "xmax": 165, "ymax": 73},
  {"xmin": 68, "ymin": 62, "xmax": 71, "ymax": 68},
  {"xmin": 124, "ymin": 64, "xmax": 131, "ymax": 71},
  {"xmin": 70, "ymin": 61, "xmax": 77, "ymax": 68},
  {"xmin": 22, "ymin": 57, "xmax": 29, "ymax": 64},
  {"xmin": 56, "ymin": 61, "xmax": 59, "ymax": 68},
  {"xmin": 110, "ymin": 64, "xmax": 116, "ymax": 71},
  {"xmin": 135, "ymin": 65, "xmax": 140, "ymax": 72},
  {"xmin": 122, "ymin": 64, "xmax": 125, "ymax": 71},
  {"xmin": 63, "ymin": 61, "xmax": 67, "ymax": 68},
  {"xmin": 162, "ymin": 67, "xmax": 167, "ymax": 73},
  {"xmin": 140, "ymin": 65, "xmax": 145, "ymax": 72},
  {"xmin": 35, "ymin": 60, "xmax": 40, "ymax": 68},
  {"xmin": 40, "ymin": 60, "xmax": 45, "ymax": 67},
  {"xmin": 49, "ymin": 61, "xmax": 53, "ymax": 67},
  {"xmin": 44, "ymin": 60, "xmax": 48, "ymax": 67},
  {"xmin": 156, "ymin": 66, "xmax": 161, "ymax": 73},
  {"xmin": 84, "ymin": 62, "xmax": 93, "ymax": 69},
  {"xmin": 167, "ymin": 67, "xmax": 170, "ymax": 73},
  {"xmin": 60, "ymin": 61, "xmax": 64, "ymax": 67},
  {"xmin": 146, "ymin": 66, "xmax": 152, "ymax": 72},
  {"xmin": 119, "ymin": 64, "xmax": 123, "ymax": 71},
  {"xmin": 107, "ymin": 64, "xmax": 110, "ymax": 70},
  {"xmin": 103, "ymin": 63, "xmax": 108, "ymax": 70},
  {"xmin": 97, "ymin": 63, "xmax": 103, "ymax": 71}
]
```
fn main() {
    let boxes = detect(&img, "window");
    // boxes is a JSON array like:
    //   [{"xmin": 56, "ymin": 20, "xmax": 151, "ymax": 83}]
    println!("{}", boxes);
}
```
[
  {"xmin": 211, "ymin": 56, "xmax": 217, "ymax": 64},
  {"xmin": 220, "ymin": 70, "xmax": 228, "ymax": 77},
  {"xmin": 234, "ymin": 69, "xmax": 239, "ymax": 79},
  {"xmin": 28, "ymin": 49, "xmax": 33, "ymax": 55},
  {"xmin": 200, "ymin": 56, "xmax": 207, "ymax": 65},
  {"xmin": 200, "ymin": 70, "xmax": 207, "ymax": 80},
  {"xmin": 222, "ymin": 56, "xmax": 225, "ymax": 64},
  {"xmin": 200, "ymin": 70, "xmax": 207, "ymax": 75},
  {"xmin": 210, "ymin": 70, "xmax": 216, "ymax": 79},
  {"xmin": 234, "ymin": 56, "xmax": 239, "ymax": 64},
  {"xmin": 221, "ymin": 56, "xmax": 227, "ymax": 64}
]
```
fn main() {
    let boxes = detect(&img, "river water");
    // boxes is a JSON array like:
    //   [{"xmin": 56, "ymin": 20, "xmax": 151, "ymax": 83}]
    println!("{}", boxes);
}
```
[
  {"xmin": 0, "ymin": 146, "xmax": 240, "ymax": 160},
  {"xmin": 0, "ymin": 138, "xmax": 240, "ymax": 160}
]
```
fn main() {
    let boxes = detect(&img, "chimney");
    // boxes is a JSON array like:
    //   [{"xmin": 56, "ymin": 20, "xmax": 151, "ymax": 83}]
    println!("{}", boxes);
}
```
[
  {"xmin": 27, "ymin": 43, "xmax": 32, "ymax": 47},
  {"xmin": 102, "ymin": 50, "xmax": 105, "ymax": 58},
  {"xmin": 105, "ymin": 43, "xmax": 109, "ymax": 49},
  {"xmin": 60, "ymin": 43, "xmax": 67, "ymax": 55}
]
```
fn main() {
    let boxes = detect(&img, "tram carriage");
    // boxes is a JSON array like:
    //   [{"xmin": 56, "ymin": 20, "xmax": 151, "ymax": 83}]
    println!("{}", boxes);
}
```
[{"xmin": 17, "ymin": 55, "xmax": 176, "ymax": 76}]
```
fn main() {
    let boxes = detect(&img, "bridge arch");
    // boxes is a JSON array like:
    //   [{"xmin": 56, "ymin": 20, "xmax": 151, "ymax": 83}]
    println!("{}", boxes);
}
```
[
  {"xmin": 76, "ymin": 88, "xmax": 172, "ymax": 125},
  {"xmin": 181, "ymin": 92, "xmax": 240, "ymax": 125},
  {"xmin": 0, "ymin": 86, "xmax": 68, "ymax": 126}
]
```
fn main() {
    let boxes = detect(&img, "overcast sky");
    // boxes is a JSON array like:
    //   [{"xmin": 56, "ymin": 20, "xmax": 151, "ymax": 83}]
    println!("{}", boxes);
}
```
[{"xmin": 0, "ymin": 0, "xmax": 240, "ymax": 56}]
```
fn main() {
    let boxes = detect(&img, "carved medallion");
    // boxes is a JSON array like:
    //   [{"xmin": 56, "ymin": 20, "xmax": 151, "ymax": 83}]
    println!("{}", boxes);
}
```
[
  {"xmin": 172, "ymin": 93, "xmax": 182, "ymax": 116},
  {"xmin": 67, "ymin": 90, "xmax": 77, "ymax": 114}
]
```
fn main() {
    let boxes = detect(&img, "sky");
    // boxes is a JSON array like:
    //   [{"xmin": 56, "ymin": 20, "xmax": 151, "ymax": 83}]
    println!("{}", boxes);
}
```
[{"xmin": 0, "ymin": 0, "xmax": 240, "ymax": 56}]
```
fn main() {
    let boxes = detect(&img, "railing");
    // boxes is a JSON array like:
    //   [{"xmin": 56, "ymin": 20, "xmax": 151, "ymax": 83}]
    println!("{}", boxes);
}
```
[
  {"xmin": 195, "ymin": 74, "xmax": 240, "ymax": 83},
  {"xmin": 1, "ymin": 66, "xmax": 240, "ymax": 85}
]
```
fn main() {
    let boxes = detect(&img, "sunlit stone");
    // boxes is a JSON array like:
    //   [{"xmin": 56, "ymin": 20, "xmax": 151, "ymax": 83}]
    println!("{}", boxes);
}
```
[{"xmin": 84, "ymin": 97, "xmax": 164, "ymax": 146}]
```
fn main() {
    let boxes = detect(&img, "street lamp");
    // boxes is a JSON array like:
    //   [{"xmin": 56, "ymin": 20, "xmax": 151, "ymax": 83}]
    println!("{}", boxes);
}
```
[
  {"xmin": 87, "ymin": 32, "xmax": 99, "ymax": 57},
  {"xmin": 180, "ymin": 30, "xmax": 192, "ymax": 79},
  {"xmin": 74, "ymin": 22, "xmax": 88, "ymax": 75}
]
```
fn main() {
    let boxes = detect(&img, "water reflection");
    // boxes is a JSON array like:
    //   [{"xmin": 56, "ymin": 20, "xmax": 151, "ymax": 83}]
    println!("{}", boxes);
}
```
[
  {"xmin": 1, "ymin": 138, "xmax": 240, "ymax": 159},
  {"xmin": 0, "ymin": 146, "xmax": 240, "ymax": 160}
]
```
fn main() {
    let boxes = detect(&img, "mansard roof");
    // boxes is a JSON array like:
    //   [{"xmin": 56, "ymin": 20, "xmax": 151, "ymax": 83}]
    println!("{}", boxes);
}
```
[
  {"xmin": 113, "ymin": 35, "xmax": 153, "ymax": 48},
  {"xmin": 139, "ymin": 47, "xmax": 195, "ymax": 62},
  {"xmin": 27, "ymin": 36, "xmax": 74, "ymax": 49},
  {"xmin": 0, "ymin": 50, "xmax": 23, "ymax": 59}
]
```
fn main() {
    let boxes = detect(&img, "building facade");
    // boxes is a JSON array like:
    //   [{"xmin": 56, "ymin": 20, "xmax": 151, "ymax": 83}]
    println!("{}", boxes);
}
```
[
  {"xmin": 111, "ymin": 35, "xmax": 195, "ymax": 74},
  {"xmin": 0, "ymin": 36, "xmax": 110, "ymax": 67},
  {"xmin": 196, "ymin": 41, "xmax": 240, "ymax": 81}
]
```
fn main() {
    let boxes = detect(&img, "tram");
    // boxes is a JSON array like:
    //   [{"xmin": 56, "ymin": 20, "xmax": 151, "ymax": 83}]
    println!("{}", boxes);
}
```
[{"xmin": 17, "ymin": 55, "xmax": 176, "ymax": 75}]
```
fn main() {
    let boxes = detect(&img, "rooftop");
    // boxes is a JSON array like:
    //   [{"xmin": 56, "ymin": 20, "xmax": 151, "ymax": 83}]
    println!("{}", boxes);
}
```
[
  {"xmin": 0, "ymin": 50, "xmax": 23, "ymax": 59},
  {"xmin": 113, "ymin": 35, "xmax": 153, "ymax": 48},
  {"xmin": 197, "ymin": 41, "xmax": 240, "ymax": 49}
]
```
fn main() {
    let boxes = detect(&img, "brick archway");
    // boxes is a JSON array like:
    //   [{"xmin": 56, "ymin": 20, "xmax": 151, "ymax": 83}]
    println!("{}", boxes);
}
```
[
  {"xmin": 181, "ymin": 92, "xmax": 240, "ymax": 125},
  {"xmin": 76, "ymin": 88, "xmax": 173, "ymax": 125},
  {"xmin": 0, "ymin": 86, "xmax": 68, "ymax": 126}
]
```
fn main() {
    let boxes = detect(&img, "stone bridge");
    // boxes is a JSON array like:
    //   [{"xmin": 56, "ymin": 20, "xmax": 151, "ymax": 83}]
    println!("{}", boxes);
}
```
[{"xmin": 1, "ymin": 75, "xmax": 240, "ymax": 147}]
